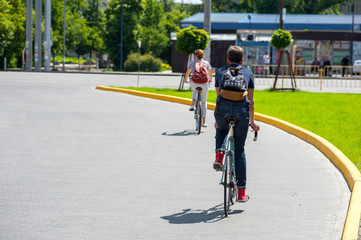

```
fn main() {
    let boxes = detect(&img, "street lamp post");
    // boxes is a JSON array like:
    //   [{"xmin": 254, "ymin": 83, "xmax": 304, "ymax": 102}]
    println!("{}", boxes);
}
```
[
  {"xmin": 120, "ymin": 0, "xmax": 123, "ymax": 71},
  {"xmin": 203, "ymin": 0, "xmax": 211, "ymax": 62},
  {"xmin": 25, "ymin": 0, "xmax": 33, "ymax": 71},
  {"xmin": 279, "ymin": 0, "xmax": 284, "ymax": 29},
  {"xmin": 62, "ymin": 0, "xmax": 66, "ymax": 72},
  {"xmin": 350, "ymin": 0, "xmax": 355, "ymax": 65},
  {"xmin": 34, "ymin": 0, "xmax": 42, "ymax": 71},
  {"xmin": 137, "ymin": 40, "xmax": 141, "ymax": 87}
]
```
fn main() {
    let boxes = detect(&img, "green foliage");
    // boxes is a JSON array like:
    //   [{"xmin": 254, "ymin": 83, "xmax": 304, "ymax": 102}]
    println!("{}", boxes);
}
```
[
  {"xmin": 270, "ymin": 29, "xmax": 293, "ymax": 49},
  {"xmin": 54, "ymin": 55, "xmax": 88, "ymax": 63},
  {"xmin": 0, "ymin": 0, "xmax": 25, "ymax": 67},
  {"xmin": 124, "ymin": 53, "xmax": 163, "ymax": 72},
  {"xmin": 66, "ymin": 11, "xmax": 90, "ymax": 56},
  {"xmin": 82, "ymin": 0, "xmax": 106, "ymax": 54},
  {"xmin": 235, "ymin": 0, "xmax": 345, "ymax": 14},
  {"xmin": 211, "ymin": 0, "xmax": 243, "ymax": 12},
  {"xmin": 104, "ymin": 0, "xmax": 144, "ymax": 70},
  {"xmin": 176, "ymin": 26, "xmax": 209, "ymax": 54},
  {"xmin": 139, "ymin": 0, "xmax": 167, "ymax": 59},
  {"xmin": 160, "ymin": 7, "xmax": 189, "ymax": 63},
  {"xmin": 0, "ymin": 0, "xmax": 15, "ymax": 56},
  {"xmin": 51, "ymin": 0, "xmax": 65, "ymax": 56}
]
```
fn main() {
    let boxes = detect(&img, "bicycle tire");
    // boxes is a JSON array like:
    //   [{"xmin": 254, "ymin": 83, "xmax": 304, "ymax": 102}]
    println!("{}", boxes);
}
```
[
  {"xmin": 230, "ymin": 168, "xmax": 237, "ymax": 205},
  {"xmin": 197, "ymin": 102, "xmax": 202, "ymax": 135},
  {"xmin": 194, "ymin": 99, "xmax": 199, "ymax": 132},
  {"xmin": 223, "ymin": 156, "xmax": 229, "ymax": 217},
  {"xmin": 224, "ymin": 154, "xmax": 232, "ymax": 216},
  {"xmin": 229, "ymin": 143, "xmax": 237, "ymax": 205}
]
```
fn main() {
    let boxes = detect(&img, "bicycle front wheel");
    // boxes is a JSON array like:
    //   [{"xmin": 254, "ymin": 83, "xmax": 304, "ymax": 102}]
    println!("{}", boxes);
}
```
[{"xmin": 224, "ymin": 154, "xmax": 232, "ymax": 216}]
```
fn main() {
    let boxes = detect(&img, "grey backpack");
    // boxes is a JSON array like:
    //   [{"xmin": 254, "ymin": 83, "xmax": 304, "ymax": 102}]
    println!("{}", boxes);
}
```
[{"xmin": 222, "ymin": 67, "xmax": 247, "ymax": 92}]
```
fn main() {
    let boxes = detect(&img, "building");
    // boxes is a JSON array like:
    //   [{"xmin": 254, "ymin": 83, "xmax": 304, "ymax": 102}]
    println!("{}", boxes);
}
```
[{"xmin": 172, "ymin": 13, "xmax": 361, "ymax": 71}]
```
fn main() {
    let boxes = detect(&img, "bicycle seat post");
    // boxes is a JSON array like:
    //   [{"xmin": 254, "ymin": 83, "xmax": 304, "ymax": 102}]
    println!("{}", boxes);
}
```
[
  {"xmin": 229, "ymin": 122, "xmax": 235, "ymax": 137},
  {"xmin": 224, "ymin": 117, "xmax": 239, "ymax": 137}
]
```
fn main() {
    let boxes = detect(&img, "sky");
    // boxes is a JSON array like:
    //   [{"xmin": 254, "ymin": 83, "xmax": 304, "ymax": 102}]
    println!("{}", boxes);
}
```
[{"xmin": 173, "ymin": 0, "xmax": 203, "ymax": 4}]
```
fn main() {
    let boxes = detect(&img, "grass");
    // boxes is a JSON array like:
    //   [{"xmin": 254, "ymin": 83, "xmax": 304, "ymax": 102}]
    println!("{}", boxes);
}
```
[
  {"xmin": 119, "ymin": 87, "xmax": 361, "ymax": 172},
  {"xmin": 53, "ymin": 56, "xmax": 94, "ymax": 64}
]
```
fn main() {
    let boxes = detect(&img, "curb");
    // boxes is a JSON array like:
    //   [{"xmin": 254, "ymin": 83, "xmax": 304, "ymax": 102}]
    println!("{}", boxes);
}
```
[{"xmin": 96, "ymin": 85, "xmax": 361, "ymax": 240}]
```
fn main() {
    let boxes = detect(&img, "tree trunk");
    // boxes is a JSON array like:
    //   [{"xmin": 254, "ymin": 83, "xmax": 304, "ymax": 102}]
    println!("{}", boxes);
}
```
[{"xmin": 178, "ymin": 53, "xmax": 189, "ymax": 90}]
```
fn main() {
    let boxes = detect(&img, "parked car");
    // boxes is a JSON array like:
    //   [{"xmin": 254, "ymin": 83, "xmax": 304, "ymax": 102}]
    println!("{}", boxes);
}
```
[{"xmin": 353, "ymin": 60, "xmax": 361, "ymax": 74}]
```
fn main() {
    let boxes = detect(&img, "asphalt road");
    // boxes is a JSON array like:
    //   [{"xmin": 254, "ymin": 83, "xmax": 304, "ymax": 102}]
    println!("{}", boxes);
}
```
[{"xmin": 0, "ymin": 72, "xmax": 351, "ymax": 239}]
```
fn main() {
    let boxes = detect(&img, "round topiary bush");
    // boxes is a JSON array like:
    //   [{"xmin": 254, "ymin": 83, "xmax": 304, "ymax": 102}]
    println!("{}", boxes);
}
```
[
  {"xmin": 270, "ymin": 29, "xmax": 293, "ymax": 49},
  {"xmin": 176, "ymin": 26, "xmax": 209, "ymax": 54},
  {"xmin": 124, "ymin": 53, "xmax": 163, "ymax": 72}
]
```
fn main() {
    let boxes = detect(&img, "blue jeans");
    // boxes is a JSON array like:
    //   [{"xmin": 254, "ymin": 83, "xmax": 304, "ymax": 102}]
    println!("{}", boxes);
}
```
[{"xmin": 214, "ymin": 100, "xmax": 250, "ymax": 189}]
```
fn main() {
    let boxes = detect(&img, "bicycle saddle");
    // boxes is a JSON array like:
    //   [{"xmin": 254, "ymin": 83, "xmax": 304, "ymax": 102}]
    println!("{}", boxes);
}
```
[
  {"xmin": 224, "ymin": 116, "xmax": 240, "ymax": 124},
  {"xmin": 196, "ymin": 87, "xmax": 203, "ymax": 91}
]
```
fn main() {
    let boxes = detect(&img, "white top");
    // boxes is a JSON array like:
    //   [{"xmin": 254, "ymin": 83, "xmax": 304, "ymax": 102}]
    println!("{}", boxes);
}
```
[
  {"xmin": 263, "ymin": 54, "xmax": 270, "ymax": 64},
  {"xmin": 188, "ymin": 59, "xmax": 211, "ymax": 74}
]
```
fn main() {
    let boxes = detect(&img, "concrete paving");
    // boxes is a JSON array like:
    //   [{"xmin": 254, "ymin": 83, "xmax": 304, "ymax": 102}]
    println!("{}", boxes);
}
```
[{"xmin": 0, "ymin": 72, "xmax": 351, "ymax": 239}]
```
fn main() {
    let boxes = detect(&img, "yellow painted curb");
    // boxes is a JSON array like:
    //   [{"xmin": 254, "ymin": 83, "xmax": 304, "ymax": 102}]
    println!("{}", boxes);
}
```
[
  {"xmin": 96, "ymin": 86, "xmax": 361, "ymax": 240},
  {"xmin": 96, "ymin": 85, "xmax": 193, "ymax": 105}
]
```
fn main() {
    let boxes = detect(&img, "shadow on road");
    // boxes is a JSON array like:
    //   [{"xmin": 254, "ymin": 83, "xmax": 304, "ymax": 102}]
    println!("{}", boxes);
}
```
[
  {"xmin": 161, "ymin": 129, "xmax": 198, "ymax": 136},
  {"xmin": 160, "ymin": 204, "xmax": 244, "ymax": 224}
]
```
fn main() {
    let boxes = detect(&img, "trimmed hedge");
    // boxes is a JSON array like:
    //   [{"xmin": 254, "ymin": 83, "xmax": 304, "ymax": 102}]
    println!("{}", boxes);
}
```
[{"xmin": 124, "ymin": 53, "xmax": 163, "ymax": 72}]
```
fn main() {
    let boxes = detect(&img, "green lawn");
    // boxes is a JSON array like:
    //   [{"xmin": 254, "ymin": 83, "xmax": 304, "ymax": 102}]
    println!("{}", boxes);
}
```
[{"xmin": 120, "ymin": 87, "xmax": 361, "ymax": 172}]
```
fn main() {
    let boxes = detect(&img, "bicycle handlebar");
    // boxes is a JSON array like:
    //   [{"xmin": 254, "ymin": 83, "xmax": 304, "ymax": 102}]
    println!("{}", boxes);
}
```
[{"xmin": 249, "ymin": 124, "xmax": 258, "ymax": 141}]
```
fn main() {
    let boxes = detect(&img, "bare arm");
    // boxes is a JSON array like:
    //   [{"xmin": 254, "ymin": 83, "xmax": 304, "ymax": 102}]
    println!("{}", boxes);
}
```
[
  {"xmin": 247, "ymin": 88, "xmax": 260, "ymax": 131},
  {"xmin": 208, "ymin": 69, "xmax": 212, "ymax": 83},
  {"xmin": 215, "ymin": 87, "xmax": 220, "ymax": 96},
  {"xmin": 184, "ymin": 68, "xmax": 191, "ymax": 83}
]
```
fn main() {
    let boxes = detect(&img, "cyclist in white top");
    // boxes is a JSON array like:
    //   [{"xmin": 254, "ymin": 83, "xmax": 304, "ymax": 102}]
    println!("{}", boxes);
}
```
[{"xmin": 184, "ymin": 49, "xmax": 212, "ymax": 127}]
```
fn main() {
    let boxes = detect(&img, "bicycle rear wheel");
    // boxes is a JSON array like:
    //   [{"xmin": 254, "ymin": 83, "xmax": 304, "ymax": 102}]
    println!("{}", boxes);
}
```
[{"xmin": 195, "ymin": 100, "xmax": 202, "ymax": 135}]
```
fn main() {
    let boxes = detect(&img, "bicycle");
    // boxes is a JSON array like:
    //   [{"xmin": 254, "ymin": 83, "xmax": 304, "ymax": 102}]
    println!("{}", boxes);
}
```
[
  {"xmin": 219, "ymin": 117, "xmax": 258, "ymax": 217},
  {"xmin": 194, "ymin": 87, "xmax": 203, "ymax": 135}
]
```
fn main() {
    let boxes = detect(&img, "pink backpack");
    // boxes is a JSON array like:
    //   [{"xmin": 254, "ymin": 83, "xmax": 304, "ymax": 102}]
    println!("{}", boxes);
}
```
[{"xmin": 191, "ymin": 61, "xmax": 209, "ymax": 84}]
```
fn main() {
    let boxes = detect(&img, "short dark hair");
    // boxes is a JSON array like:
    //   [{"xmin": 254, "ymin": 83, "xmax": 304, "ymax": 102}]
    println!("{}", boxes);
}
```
[{"xmin": 227, "ymin": 46, "xmax": 244, "ymax": 63}]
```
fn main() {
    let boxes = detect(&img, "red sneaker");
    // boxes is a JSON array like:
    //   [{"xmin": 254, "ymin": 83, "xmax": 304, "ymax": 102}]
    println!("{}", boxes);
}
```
[
  {"xmin": 237, "ymin": 188, "xmax": 249, "ymax": 203},
  {"xmin": 213, "ymin": 151, "xmax": 224, "ymax": 171}
]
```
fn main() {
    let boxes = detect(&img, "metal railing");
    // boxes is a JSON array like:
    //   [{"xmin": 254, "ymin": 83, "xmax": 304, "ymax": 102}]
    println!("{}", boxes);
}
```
[{"xmin": 248, "ymin": 64, "xmax": 361, "ymax": 89}]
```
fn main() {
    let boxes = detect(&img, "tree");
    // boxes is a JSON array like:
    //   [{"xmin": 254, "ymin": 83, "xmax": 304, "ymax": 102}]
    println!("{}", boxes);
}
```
[
  {"xmin": 66, "ymin": 11, "xmax": 91, "ymax": 67},
  {"xmin": 104, "ymin": 0, "xmax": 144, "ymax": 70},
  {"xmin": 0, "ymin": 0, "xmax": 25, "ymax": 69},
  {"xmin": 83, "ymin": 0, "xmax": 106, "ymax": 66},
  {"xmin": 270, "ymin": 29, "xmax": 293, "ymax": 50},
  {"xmin": 51, "ymin": 0, "xmax": 66, "ymax": 66},
  {"xmin": 139, "ymin": 0, "xmax": 168, "ymax": 69},
  {"xmin": 211, "ymin": 0, "xmax": 349, "ymax": 14},
  {"xmin": 176, "ymin": 26, "xmax": 209, "ymax": 89},
  {"xmin": 270, "ymin": 29, "xmax": 296, "ymax": 90},
  {"xmin": 160, "ymin": 6, "xmax": 189, "ymax": 64},
  {"xmin": 176, "ymin": 26, "xmax": 209, "ymax": 54}
]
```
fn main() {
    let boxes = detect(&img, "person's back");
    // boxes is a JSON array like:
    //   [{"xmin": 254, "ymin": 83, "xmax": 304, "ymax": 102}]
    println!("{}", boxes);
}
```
[
  {"xmin": 263, "ymin": 52, "xmax": 270, "ymax": 65},
  {"xmin": 213, "ymin": 45, "xmax": 260, "ymax": 202},
  {"xmin": 341, "ymin": 56, "xmax": 349, "ymax": 66},
  {"xmin": 184, "ymin": 49, "xmax": 212, "ymax": 127},
  {"xmin": 341, "ymin": 55, "xmax": 350, "ymax": 77}
]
